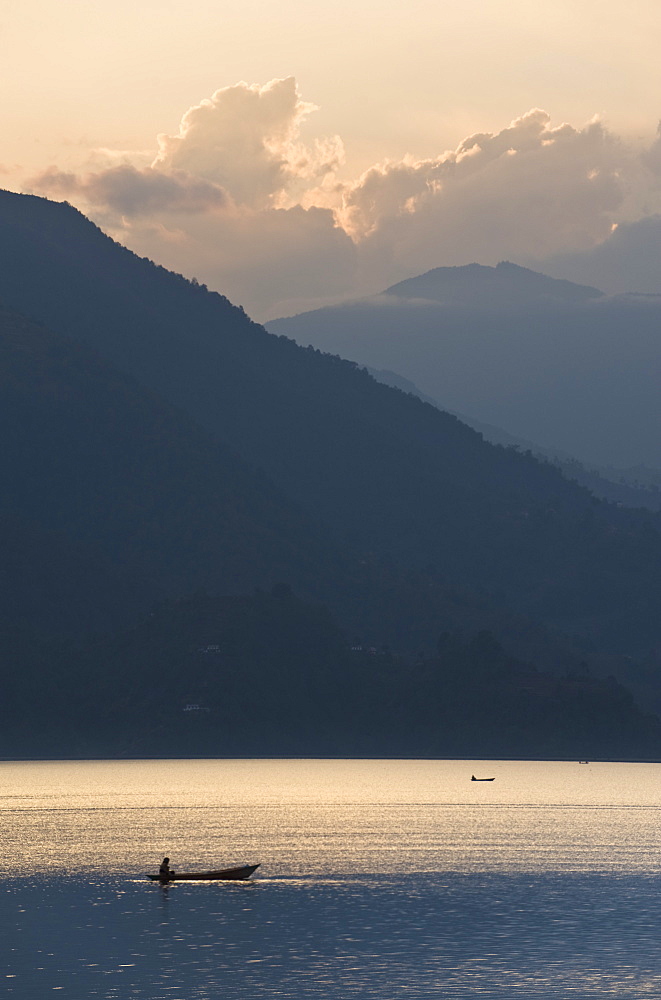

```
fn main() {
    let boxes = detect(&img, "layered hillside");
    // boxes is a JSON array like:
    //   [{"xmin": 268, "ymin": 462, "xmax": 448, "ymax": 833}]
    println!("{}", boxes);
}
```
[
  {"xmin": 366, "ymin": 367, "xmax": 661, "ymax": 512},
  {"xmin": 268, "ymin": 262, "xmax": 661, "ymax": 470},
  {"xmin": 2, "ymin": 191, "xmax": 661, "ymax": 658}
]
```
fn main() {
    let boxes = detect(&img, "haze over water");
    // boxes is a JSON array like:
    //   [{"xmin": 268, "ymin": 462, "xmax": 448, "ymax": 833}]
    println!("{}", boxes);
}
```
[{"xmin": 4, "ymin": 758, "xmax": 661, "ymax": 997}]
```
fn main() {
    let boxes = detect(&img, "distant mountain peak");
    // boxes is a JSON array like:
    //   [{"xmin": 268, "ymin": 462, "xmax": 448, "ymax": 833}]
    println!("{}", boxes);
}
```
[{"xmin": 383, "ymin": 261, "xmax": 604, "ymax": 307}]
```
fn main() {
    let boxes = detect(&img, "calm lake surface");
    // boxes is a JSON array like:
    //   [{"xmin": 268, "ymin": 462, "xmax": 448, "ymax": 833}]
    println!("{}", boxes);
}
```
[{"xmin": 3, "ymin": 758, "xmax": 661, "ymax": 998}]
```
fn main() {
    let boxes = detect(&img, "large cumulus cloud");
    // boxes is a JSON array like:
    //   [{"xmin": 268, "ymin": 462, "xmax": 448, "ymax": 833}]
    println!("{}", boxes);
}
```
[
  {"xmin": 153, "ymin": 77, "xmax": 344, "ymax": 209},
  {"xmin": 28, "ymin": 78, "xmax": 353, "ymax": 316},
  {"xmin": 342, "ymin": 110, "xmax": 632, "ymax": 287},
  {"xmin": 25, "ymin": 81, "xmax": 661, "ymax": 319}
]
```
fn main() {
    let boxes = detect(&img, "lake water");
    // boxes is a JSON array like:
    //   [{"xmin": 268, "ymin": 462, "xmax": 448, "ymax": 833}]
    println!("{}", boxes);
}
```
[{"xmin": 3, "ymin": 758, "xmax": 661, "ymax": 998}]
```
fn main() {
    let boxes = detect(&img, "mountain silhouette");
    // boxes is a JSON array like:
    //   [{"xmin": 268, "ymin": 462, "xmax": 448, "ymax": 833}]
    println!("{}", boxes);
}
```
[{"xmin": 2, "ymin": 190, "xmax": 661, "ymax": 662}]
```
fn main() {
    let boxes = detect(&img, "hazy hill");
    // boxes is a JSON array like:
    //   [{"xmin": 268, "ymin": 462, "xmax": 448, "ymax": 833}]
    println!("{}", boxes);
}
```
[
  {"xmin": 2, "ymin": 191, "xmax": 661, "ymax": 661},
  {"xmin": 267, "ymin": 262, "xmax": 661, "ymax": 470},
  {"xmin": 367, "ymin": 367, "xmax": 661, "ymax": 512},
  {"xmin": 386, "ymin": 261, "xmax": 603, "ymax": 306}
]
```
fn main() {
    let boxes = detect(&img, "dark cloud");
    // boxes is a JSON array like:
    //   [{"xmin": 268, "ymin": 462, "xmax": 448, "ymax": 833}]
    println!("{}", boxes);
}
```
[
  {"xmin": 116, "ymin": 203, "xmax": 358, "ymax": 320},
  {"xmin": 28, "ymin": 164, "xmax": 226, "ymax": 216},
  {"xmin": 536, "ymin": 215, "xmax": 661, "ymax": 294}
]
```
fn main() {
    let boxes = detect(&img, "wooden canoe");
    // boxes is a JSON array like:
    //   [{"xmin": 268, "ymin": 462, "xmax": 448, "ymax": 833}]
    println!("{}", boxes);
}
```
[{"xmin": 148, "ymin": 863, "xmax": 260, "ymax": 882}]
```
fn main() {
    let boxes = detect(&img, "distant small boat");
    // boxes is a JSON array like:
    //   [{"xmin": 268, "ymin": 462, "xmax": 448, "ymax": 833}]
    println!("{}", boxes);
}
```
[
  {"xmin": 148, "ymin": 863, "xmax": 260, "ymax": 882},
  {"xmin": 471, "ymin": 775, "xmax": 495, "ymax": 781}
]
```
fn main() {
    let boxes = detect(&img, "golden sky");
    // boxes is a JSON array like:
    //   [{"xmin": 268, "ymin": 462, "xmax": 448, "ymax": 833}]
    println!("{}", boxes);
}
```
[
  {"xmin": 4, "ymin": 0, "xmax": 660, "ymax": 173},
  {"xmin": 3, "ymin": 0, "xmax": 661, "ymax": 316}
]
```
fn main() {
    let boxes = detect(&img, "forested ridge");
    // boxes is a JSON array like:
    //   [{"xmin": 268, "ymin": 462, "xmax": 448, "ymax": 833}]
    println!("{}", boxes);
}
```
[
  {"xmin": 2, "ymin": 189, "xmax": 661, "ymax": 756},
  {"xmin": 2, "ymin": 589, "xmax": 656, "ymax": 759}
]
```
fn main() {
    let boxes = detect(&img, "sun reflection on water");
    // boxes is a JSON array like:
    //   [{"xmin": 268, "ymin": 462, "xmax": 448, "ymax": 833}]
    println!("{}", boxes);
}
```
[{"xmin": 4, "ymin": 759, "xmax": 661, "ymax": 997}]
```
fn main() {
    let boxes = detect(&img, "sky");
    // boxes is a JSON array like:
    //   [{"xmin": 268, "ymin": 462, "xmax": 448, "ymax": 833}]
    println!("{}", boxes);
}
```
[{"xmin": 2, "ymin": 0, "xmax": 661, "ymax": 319}]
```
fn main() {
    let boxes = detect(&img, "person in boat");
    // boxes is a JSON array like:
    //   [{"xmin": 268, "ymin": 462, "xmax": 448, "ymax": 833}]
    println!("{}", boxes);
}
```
[{"xmin": 159, "ymin": 857, "xmax": 173, "ymax": 880}]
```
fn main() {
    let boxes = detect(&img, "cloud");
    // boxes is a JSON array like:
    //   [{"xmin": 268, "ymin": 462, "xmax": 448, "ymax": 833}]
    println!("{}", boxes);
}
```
[
  {"xmin": 28, "ymin": 164, "xmax": 226, "ymax": 217},
  {"xmin": 535, "ymin": 215, "xmax": 661, "ymax": 294},
  {"xmin": 116, "ymin": 203, "xmax": 357, "ymax": 320},
  {"xmin": 153, "ymin": 77, "xmax": 344, "ymax": 210},
  {"xmin": 21, "ymin": 82, "xmax": 661, "ymax": 318},
  {"xmin": 642, "ymin": 121, "xmax": 661, "ymax": 177},
  {"xmin": 341, "ymin": 110, "xmax": 631, "ymax": 287}
]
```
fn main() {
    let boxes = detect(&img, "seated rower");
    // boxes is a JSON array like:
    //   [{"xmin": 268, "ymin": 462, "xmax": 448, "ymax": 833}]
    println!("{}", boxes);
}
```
[{"xmin": 159, "ymin": 857, "xmax": 174, "ymax": 881}]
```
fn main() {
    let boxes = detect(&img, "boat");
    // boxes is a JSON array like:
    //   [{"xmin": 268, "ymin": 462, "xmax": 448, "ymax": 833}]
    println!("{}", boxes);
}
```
[
  {"xmin": 148, "ymin": 863, "xmax": 260, "ymax": 882},
  {"xmin": 471, "ymin": 775, "xmax": 495, "ymax": 781}
]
